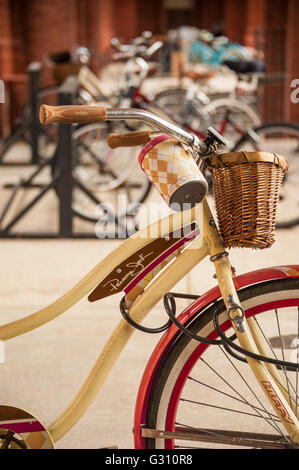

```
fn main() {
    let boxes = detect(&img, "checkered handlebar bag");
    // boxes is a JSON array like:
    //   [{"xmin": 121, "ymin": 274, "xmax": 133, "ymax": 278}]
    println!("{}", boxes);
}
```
[{"xmin": 138, "ymin": 134, "xmax": 208, "ymax": 211}]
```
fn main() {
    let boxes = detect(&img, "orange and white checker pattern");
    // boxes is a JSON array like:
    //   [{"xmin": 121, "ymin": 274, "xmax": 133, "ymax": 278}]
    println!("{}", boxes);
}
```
[{"xmin": 140, "ymin": 136, "xmax": 205, "ymax": 206}]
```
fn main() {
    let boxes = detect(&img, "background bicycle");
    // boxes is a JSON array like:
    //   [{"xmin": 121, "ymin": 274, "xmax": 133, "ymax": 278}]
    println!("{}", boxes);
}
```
[
  {"xmin": 50, "ymin": 34, "xmax": 299, "ymax": 228},
  {"xmin": 0, "ymin": 34, "xmax": 262, "ymax": 231},
  {"xmin": 2, "ymin": 27, "xmax": 298, "ymax": 233}
]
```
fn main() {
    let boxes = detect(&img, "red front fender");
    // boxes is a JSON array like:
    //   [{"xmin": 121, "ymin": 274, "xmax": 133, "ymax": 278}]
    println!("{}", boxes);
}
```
[{"xmin": 134, "ymin": 264, "xmax": 299, "ymax": 448}]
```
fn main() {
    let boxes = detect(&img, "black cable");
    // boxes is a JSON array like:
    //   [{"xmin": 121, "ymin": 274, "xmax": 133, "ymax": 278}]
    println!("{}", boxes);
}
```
[
  {"xmin": 164, "ymin": 293, "xmax": 299, "ymax": 371},
  {"xmin": 213, "ymin": 308, "xmax": 299, "ymax": 371},
  {"xmin": 222, "ymin": 342, "xmax": 248, "ymax": 363},
  {"xmin": 120, "ymin": 297, "xmax": 172, "ymax": 334},
  {"xmin": 121, "ymin": 290, "xmax": 299, "ymax": 371},
  {"xmin": 119, "ymin": 292, "xmax": 200, "ymax": 335},
  {"xmin": 163, "ymin": 293, "xmax": 236, "ymax": 346}
]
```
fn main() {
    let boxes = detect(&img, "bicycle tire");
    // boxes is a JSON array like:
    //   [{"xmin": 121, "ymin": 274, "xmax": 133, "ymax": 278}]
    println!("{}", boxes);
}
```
[
  {"xmin": 141, "ymin": 277, "xmax": 299, "ymax": 449},
  {"xmin": 233, "ymin": 122, "xmax": 299, "ymax": 228}
]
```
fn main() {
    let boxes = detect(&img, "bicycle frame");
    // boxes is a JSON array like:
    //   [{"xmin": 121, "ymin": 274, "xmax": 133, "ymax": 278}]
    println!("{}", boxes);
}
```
[{"xmin": 1, "ymin": 196, "xmax": 299, "ymax": 445}]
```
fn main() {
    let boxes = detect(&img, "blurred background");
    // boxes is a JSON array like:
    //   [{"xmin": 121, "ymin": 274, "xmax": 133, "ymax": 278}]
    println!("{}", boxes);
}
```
[
  {"xmin": 0, "ymin": 0, "xmax": 298, "ymax": 238},
  {"xmin": 1, "ymin": 0, "xmax": 298, "ymax": 132}
]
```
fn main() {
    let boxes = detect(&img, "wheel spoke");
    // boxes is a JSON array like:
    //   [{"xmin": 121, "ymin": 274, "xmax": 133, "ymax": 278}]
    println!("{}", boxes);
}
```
[
  {"xmin": 187, "ymin": 376, "xmax": 280, "ymax": 421},
  {"xmin": 253, "ymin": 314, "xmax": 299, "ymax": 406},
  {"xmin": 198, "ymin": 351, "xmax": 284, "ymax": 436}
]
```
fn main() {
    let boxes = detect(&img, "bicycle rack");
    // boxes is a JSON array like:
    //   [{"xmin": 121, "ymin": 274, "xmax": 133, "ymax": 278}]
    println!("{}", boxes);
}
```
[
  {"xmin": 0, "ymin": 62, "xmax": 48, "ymax": 166},
  {"xmin": 0, "ymin": 76, "xmax": 136, "ymax": 239}
]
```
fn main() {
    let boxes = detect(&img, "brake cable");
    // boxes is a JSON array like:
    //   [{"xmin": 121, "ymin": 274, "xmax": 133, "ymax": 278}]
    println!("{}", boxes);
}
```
[
  {"xmin": 212, "ymin": 308, "xmax": 299, "ymax": 371},
  {"xmin": 164, "ymin": 292, "xmax": 299, "ymax": 371},
  {"xmin": 120, "ymin": 290, "xmax": 299, "ymax": 371}
]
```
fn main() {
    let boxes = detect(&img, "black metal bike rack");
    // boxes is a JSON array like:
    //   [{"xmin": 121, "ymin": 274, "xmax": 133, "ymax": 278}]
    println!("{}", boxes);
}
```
[
  {"xmin": 0, "ymin": 62, "xmax": 49, "ymax": 166},
  {"xmin": 28, "ymin": 62, "xmax": 42, "ymax": 165},
  {"xmin": 0, "ymin": 75, "xmax": 136, "ymax": 238}
]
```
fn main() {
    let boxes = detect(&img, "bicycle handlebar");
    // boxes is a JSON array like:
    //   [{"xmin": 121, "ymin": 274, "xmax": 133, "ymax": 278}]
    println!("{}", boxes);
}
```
[
  {"xmin": 39, "ymin": 104, "xmax": 107, "ymax": 124},
  {"xmin": 39, "ymin": 104, "xmax": 207, "ymax": 153},
  {"xmin": 107, "ymin": 130, "xmax": 152, "ymax": 149}
]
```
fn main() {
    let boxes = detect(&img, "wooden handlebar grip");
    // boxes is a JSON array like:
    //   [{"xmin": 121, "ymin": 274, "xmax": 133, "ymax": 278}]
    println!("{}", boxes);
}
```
[
  {"xmin": 39, "ymin": 105, "xmax": 107, "ymax": 124},
  {"xmin": 107, "ymin": 130, "xmax": 152, "ymax": 149}
]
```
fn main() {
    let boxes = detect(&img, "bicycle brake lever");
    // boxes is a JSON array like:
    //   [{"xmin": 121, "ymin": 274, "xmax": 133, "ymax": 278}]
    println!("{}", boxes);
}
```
[{"xmin": 205, "ymin": 127, "xmax": 230, "ymax": 150}]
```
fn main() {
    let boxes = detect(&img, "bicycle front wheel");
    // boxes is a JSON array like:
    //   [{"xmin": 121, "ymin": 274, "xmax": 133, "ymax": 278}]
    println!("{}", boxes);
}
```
[
  {"xmin": 141, "ymin": 277, "xmax": 299, "ymax": 449},
  {"xmin": 233, "ymin": 122, "xmax": 299, "ymax": 228}
]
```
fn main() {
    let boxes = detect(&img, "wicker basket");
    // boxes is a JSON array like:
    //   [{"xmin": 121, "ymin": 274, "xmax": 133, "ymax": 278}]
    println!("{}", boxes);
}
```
[
  {"xmin": 209, "ymin": 151, "xmax": 288, "ymax": 249},
  {"xmin": 44, "ymin": 51, "xmax": 81, "ymax": 85}
]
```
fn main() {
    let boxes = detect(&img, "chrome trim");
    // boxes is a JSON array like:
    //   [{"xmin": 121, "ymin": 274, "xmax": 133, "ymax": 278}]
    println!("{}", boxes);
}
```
[{"xmin": 106, "ymin": 108, "xmax": 207, "ymax": 154}]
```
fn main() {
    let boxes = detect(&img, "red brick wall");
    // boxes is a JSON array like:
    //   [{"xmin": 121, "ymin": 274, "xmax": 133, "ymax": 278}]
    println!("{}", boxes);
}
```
[
  {"xmin": 0, "ymin": 0, "xmax": 83, "ymax": 132},
  {"xmin": 137, "ymin": 0, "xmax": 164, "ymax": 35},
  {"xmin": 235, "ymin": 0, "xmax": 288, "ymax": 123},
  {"xmin": 193, "ymin": 0, "xmax": 224, "ymax": 32},
  {"xmin": 1, "ymin": 0, "xmax": 298, "ymax": 134},
  {"xmin": 24, "ymin": 0, "xmax": 79, "ymax": 86},
  {"xmin": 0, "ymin": 0, "xmax": 13, "ymax": 76},
  {"xmin": 0, "ymin": 0, "xmax": 232, "ymax": 134},
  {"xmin": 0, "ymin": 0, "xmax": 114, "ymax": 132},
  {"xmin": 224, "ymin": 0, "xmax": 247, "ymax": 44},
  {"xmin": 113, "ymin": 0, "xmax": 138, "ymax": 42},
  {"xmin": 0, "ymin": 0, "xmax": 28, "ymax": 133},
  {"xmin": 244, "ymin": 0, "xmax": 265, "ymax": 48}
]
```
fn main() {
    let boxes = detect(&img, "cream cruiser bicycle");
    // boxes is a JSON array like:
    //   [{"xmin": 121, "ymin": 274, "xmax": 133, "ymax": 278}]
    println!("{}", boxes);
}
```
[{"xmin": 0, "ymin": 103, "xmax": 299, "ymax": 450}]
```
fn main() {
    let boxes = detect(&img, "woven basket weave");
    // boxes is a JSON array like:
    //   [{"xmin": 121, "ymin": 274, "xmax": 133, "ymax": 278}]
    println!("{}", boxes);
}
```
[{"xmin": 209, "ymin": 151, "xmax": 288, "ymax": 249}]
